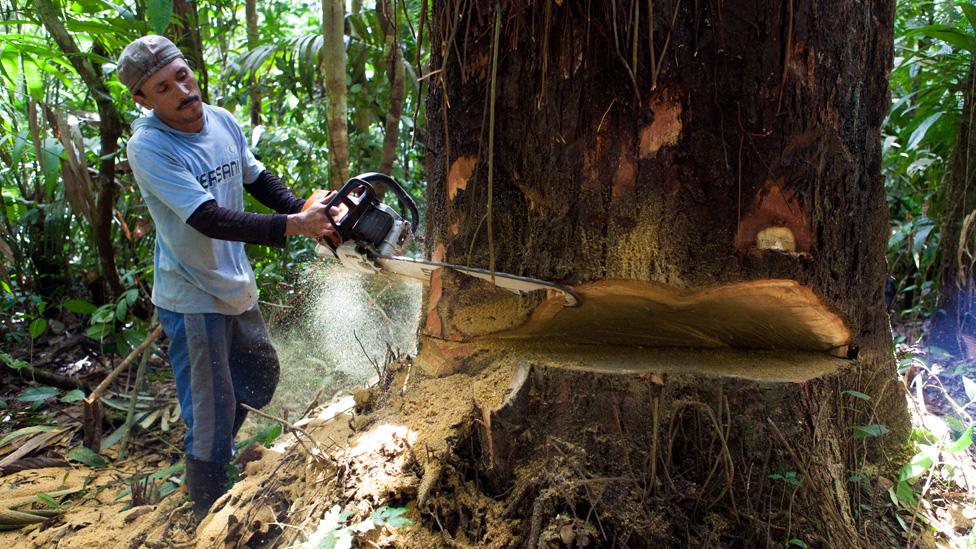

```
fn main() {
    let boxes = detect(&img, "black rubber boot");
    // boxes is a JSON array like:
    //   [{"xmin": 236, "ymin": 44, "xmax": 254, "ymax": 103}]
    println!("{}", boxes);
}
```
[{"xmin": 185, "ymin": 458, "xmax": 227, "ymax": 522}]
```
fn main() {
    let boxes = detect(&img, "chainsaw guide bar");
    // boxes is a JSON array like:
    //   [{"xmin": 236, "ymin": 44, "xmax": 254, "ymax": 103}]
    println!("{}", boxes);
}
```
[
  {"xmin": 310, "ymin": 172, "xmax": 581, "ymax": 309},
  {"xmin": 376, "ymin": 256, "xmax": 582, "ymax": 308}
]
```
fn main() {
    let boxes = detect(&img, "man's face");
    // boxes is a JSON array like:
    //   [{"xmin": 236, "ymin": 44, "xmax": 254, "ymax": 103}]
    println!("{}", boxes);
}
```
[{"xmin": 133, "ymin": 57, "xmax": 204, "ymax": 132}]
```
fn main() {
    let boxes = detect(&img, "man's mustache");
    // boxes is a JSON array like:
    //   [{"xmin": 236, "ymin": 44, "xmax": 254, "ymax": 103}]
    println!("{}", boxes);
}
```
[{"xmin": 179, "ymin": 95, "xmax": 201, "ymax": 109}]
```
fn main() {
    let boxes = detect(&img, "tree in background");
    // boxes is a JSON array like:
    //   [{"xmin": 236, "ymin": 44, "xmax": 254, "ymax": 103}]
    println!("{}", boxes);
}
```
[
  {"xmin": 321, "ymin": 0, "xmax": 349, "ymax": 189},
  {"xmin": 33, "ymin": 0, "xmax": 125, "ymax": 300}
]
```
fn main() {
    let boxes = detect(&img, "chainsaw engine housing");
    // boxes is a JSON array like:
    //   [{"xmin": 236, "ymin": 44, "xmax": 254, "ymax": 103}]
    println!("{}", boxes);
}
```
[{"xmin": 315, "ymin": 173, "xmax": 419, "ymax": 270}]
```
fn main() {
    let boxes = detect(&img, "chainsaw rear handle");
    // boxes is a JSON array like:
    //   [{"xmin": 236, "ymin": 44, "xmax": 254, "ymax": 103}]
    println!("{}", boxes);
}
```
[{"xmin": 321, "ymin": 177, "xmax": 376, "ymax": 248}]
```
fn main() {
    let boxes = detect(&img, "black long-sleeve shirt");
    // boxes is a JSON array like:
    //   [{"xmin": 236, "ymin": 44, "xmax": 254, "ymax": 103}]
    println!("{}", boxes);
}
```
[{"xmin": 185, "ymin": 170, "xmax": 305, "ymax": 247}]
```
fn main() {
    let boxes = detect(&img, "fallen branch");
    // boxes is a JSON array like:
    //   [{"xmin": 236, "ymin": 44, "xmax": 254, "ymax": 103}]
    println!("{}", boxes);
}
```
[
  {"xmin": 85, "ymin": 323, "xmax": 163, "ymax": 404},
  {"xmin": 82, "ymin": 322, "xmax": 162, "ymax": 452},
  {"xmin": 10, "ymin": 364, "xmax": 87, "ymax": 392}
]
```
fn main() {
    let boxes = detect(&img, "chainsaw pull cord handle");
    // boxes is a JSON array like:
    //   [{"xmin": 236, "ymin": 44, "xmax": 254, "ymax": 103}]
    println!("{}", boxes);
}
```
[{"xmin": 352, "ymin": 172, "xmax": 420, "ymax": 232}]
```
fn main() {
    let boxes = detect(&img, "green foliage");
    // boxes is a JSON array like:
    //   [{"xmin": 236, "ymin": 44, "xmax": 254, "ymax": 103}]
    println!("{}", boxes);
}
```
[
  {"xmin": 16, "ymin": 385, "xmax": 59, "ymax": 407},
  {"xmin": 852, "ymin": 424, "xmax": 890, "ymax": 439},
  {"xmin": 0, "ymin": 0, "xmax": 429, "ymax": 335},
  {"xmin": 768, "ymin": 470, "xmax": 801, "ymax": 487},
  {"xmin": 307, "ymin": 505, "xmax": 414, "ymax": 549},
  {"xmin": 0, "ymin": 425, "xmax": 57, "ymax": 448},
  {"xmin": 894, "ymin": 424, "xmax": 974, "ymax": 508},
  {"xmin": 66, "ymin": 445, "xmax": 108, "ymax": 469},
  {"xmin": 60, "ymin": 389, "xmax": 86, "ymax": 403},
  {"xmin": 885, "ymin": 1, "xmax": 975, "ymax": 319}
]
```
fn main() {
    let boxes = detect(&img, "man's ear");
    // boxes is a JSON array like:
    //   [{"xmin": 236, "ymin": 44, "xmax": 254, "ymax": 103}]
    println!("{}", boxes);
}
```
[{"xmin": 133, "ymin": 93, "xmax": 152, "ymax": 110}]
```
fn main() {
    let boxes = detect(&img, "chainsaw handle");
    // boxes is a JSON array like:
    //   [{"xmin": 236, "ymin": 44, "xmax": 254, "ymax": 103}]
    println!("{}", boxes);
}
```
[{"xmin": 320, "ymin": 178, "xmax": 377, "ymax": 250}]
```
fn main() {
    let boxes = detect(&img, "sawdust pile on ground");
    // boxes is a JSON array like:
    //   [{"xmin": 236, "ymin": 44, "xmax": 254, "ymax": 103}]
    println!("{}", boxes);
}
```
[{"xmin": 0, "ymin": 355, "xmax": 518, "ymax": 548}]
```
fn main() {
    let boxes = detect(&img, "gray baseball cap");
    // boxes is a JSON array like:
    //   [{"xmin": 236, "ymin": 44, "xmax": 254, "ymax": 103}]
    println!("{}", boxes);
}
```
[{"xmin": 117, "ymin": 35, "xmax": 184, "ymax": 94}]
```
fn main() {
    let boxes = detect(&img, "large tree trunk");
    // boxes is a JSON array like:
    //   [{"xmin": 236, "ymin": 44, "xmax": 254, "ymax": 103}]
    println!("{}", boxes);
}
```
[
  {"xmin": 417, "ymin": 1, "xmax": 908, "ymax": 546},
  {"xmin": 932, "ymin": 60, "xmax": 976, "ymax": 357}
]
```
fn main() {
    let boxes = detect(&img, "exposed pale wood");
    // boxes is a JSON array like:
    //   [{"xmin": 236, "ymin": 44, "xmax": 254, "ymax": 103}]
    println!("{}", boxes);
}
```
[
  {"xmin": 418, "ymin": 337, "xmax": 851, "ymax": 382},
  {"xmin": 482, "ymin": 279, "xmax": 851, "ymax": 354}
]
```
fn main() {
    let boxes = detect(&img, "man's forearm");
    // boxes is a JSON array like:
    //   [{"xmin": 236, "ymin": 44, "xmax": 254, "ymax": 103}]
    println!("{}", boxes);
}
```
[
  {"xmin": 186, "ymin": 199, "xmax": 288, "ymax": 247},
  {"xmin": 244, "ymin": 171, "xmax": 305, "ymax": 214}
]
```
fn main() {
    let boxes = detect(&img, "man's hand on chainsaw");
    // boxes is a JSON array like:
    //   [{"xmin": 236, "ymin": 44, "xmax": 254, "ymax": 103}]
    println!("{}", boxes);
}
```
[{"xmin": 286, "ymin": 191, "xmax": 342, "ymax": 244}]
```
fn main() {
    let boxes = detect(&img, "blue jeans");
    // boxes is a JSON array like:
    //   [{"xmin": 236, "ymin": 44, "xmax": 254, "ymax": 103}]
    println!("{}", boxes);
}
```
[{"xmin": 157, "ymin": 305, "xmax": 280, "ymax": 463}]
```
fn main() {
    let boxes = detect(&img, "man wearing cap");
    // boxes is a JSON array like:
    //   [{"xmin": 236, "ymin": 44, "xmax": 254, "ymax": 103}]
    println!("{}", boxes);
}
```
[{"xmin": 118, "ymin": 35, "xmax": 338, "ymax": 521}]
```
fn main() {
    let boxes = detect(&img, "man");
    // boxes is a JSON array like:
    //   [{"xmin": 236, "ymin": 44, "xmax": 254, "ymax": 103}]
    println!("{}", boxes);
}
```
[{"xmin": 118, "ymin": 35, "xmax": 338, "ymax": 521}]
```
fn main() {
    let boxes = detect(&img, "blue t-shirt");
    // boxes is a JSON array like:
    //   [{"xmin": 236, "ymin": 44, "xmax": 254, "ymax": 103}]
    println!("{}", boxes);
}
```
[{"xmin": 128, "ymin": 105, "xmax": 265, "ymax": 315}]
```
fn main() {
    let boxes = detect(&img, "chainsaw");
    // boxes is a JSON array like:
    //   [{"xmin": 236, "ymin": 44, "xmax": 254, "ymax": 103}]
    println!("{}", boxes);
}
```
[{"xmin": 302, "ymin": 172, "xmax": 581, "ymax": 307}]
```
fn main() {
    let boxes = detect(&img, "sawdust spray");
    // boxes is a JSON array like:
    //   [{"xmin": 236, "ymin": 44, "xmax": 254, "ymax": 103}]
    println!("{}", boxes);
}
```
[{"xmin": 264, "ymin": 261, "xmax": 422, "ymax": 420}]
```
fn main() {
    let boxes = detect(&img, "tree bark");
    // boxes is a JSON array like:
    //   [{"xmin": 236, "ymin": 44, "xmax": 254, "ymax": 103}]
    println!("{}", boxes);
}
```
[
  {"xmin": 321, "ymin": 0, "xmax": 349, "ymax": 189},
  {"xmin": 349, "ymin": 0, "xmax": 370, "ymax": 133},
  {"xmin": 172, "ymin": 0, "xmax": 210, "ymax": 104},
  {"xmin": 245, "ymin": 0, "xmax": 261, "ymax": 126},
  {"xmin": 418, "ymin": 1, "xmax": 908, "ymax": 546},
  {"xmin": 932, "ymin": 60, "xmax": 976, "ymax": 356},
  {"xmin": 34, "ymin": 0, "xmax": 123, "ymax": 300},
  {"xmin": 377, "ymin": 0, "xmax": 405, "ymax": 175}
]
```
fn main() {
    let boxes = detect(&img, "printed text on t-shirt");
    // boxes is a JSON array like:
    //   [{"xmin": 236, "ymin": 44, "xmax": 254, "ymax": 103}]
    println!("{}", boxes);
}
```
[{"xmin": 196, "ymin": 160, "xmax": 240, "ymax": 190}]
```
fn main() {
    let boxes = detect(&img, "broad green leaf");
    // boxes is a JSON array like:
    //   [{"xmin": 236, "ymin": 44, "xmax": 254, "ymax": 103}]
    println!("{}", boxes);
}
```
[
  {"xmin": 788, "ymin": 539, "xmax": 809, "ymax": 549},
  {"xmin": 91, "ymin": 303, "xmax": 115, "ymax": 323},
  {"xmin": 66, "ymin": 446, "xmax": 107, "ymax": 468},
  {"xmin": 124, "ymin": 288, "xmax": 138, "ymax": 305},
  {"xmin": 60, "ymin": 389, "xmax": 86, "ymax": 403},
  {"xmin": 905, "ymin": 112, "xmax": 941, "ymax": 151},
  {"xmin": 35, "ymin": 493, "xmax": 60, "ymax": 509},
  {"xmin": 16, "ymin": 386, "xmax": 59, "ymax": 403},
  {"xmin": 157, "ymin": 480, "xmax": 178, "ymax": 498},
  {"xmin": 899, "ymin": 446, "xmax": 937, "ymax": 481},
  {"xmin": 906, "ymin": 25, "xmax": 976, "ymax": 53},
  {"xmin": 41, "ymin": 138, "xmax": 62, "ymax": 189},
  {"xmin": 371, "ymin": 506, "xmax": 413, "ymax": 528},
  {"xmin": 853, "ymin": 424, "xmax": 889, "ymax": 438},
  {"xmin": 115, "ymin": 299, "xmax": 127, "ymax": 322},
  {"xmin": 0, "ymin": 352, "xmax": 28, "ymax": 370},
  {"xmin": 22, "ymin": 57, "xmax": 43, "ymax": 101},
  {"xmin": 146, "ymin": 0, "xmax": 173, "ymax": 34},
  {"xmin": 64, "ymin": 299, "xmax": 97, "ymax": 314},
  {"xmin": 895, "ymin": 481, "xmax": 916, "ymax": 506},
  {"xmin": 842, "ymin": 390, "xmax": 870, "ymax": 401},
  {"xmin": 962, "ymin": 4, "xmax": 976, "ymax": 30},
  {"xmin": 85, "ymin": 323, "xmax": 113, "ymax": 339},
  {"xmin": 10, "ymin": 131, "xmax": 27, "ymax": 167},
  {"xmin": 28, "ymin": 318, "xmax": 47, "ymax": 338},
  {"xmin": 0, "ymin": 54, "xmax": 18, "ymax": 92},
  {"xmin": 963, "ymin": 377, "xmax": 976, "ymax": 403},
  {"xmin": 947, "ymin": 426, "xmax": 974, "ymax": 453},
  {"xmin": 37, "ymin": 60, "xmax": 73, "ymax": 89},
  {"xmin": 0, "ymin": 425, "xmax": 57, "ymax": 447}
]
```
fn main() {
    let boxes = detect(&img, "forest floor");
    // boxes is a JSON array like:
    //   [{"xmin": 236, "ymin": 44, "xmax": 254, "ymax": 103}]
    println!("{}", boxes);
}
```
[{"xmin": 1, "ymin": 315, "xmax": 976, "ymax": 548}]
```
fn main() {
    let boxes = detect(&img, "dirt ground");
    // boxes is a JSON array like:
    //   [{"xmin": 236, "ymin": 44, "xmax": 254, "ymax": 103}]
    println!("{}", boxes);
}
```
[{"xmin": 2, "ymin": 333, "xmax": 975, "ymax": 548}]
